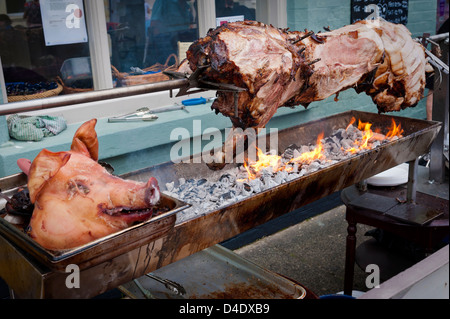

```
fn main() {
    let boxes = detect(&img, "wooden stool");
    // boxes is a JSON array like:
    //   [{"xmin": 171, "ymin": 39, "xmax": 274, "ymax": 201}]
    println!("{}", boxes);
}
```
[{"xmin": 341, "ymin": 184, "xmax": 448, "ymax": 296}]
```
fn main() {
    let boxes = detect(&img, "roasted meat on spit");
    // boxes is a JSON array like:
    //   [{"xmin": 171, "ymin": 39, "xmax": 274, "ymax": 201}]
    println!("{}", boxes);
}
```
[{"xmin": 182, "ymin": 19, "xmax": 431, "ymax": 169}]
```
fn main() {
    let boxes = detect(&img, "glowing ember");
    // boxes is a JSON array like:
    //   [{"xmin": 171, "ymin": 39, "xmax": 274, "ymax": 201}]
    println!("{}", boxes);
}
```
[{"xmin": 343, "ymin": 119, "xmax": 374, "ymax": 154}]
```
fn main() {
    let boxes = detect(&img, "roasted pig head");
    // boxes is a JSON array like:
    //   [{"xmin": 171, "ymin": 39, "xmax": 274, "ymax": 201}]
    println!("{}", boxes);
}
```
[{"xmin": 27, "ymin": 119, "xmax": 161, "ymax": 250}]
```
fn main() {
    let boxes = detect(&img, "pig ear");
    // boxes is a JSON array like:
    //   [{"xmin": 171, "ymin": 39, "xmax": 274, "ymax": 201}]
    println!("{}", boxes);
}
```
[
  {"xmin": 70, "ymin": 119, "xmax": 99, "ymax": 161},
  {"xmin": 28, "ymin": 149, "xmax": 71, "ymax": 203},
  {"xmin": 17, "ymin": 158, "xmax": 32, "ymax": 176}
]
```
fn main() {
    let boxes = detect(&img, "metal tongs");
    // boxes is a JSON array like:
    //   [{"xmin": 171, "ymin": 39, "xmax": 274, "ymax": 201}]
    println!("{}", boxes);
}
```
[
  {"xmin": 108, "ymin": 107, "xmax": 158, "ymax": 123},
  {"xmin": 132, "ymin": 273, "xmax": 186, "ymax": 298},
  {"xmin": 145, "ymin": 273, "xmax": 186, "ymax": 296},
  {"xmin": 108, "ymin": 97, "xmax": 217, "ymax": 123}
]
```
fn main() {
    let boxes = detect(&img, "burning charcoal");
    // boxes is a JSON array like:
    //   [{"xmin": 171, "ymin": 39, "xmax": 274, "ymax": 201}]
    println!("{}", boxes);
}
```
[
  {"xmin": 332, "ymin": 128, "xmax": 345, "ymax": 140},
  {"xmin": 346, "ymin": 124, "xmax": 357, "ymax": 133},
  {"xmin": 260, "ymin": 166, "xmax": 275, "ymax": 177},
  {"xmin": 346, "ymin": 126, "xmax": 361, "ymax": 140},
  {"xmin": 165, "ymin": 182, "xmax": 175, "ymax": 192},
  {"xmin": 298, "ymin": 168, "xmax": 307, "ymax": 177},
  {"xmin": 306, "ymin": 161, "xmax": 321, "ymax": 173},
  {"xmin": 243, "ymin": 183, "xmax": 252, "ymax": 193},
  {"xmin": 341, "ymin": 128, "xmax": 349, "ymax": 139},
  {"xmin": 292, "ymin": 149, "xmax": 302, "ymax": 159},
  {"xmin": 299, "ymin": 145, "xmax": 310, "ymax": 154},
  {"xmin": 283, "ymin": 144, "xmax": 299, "ymax": 159},
  {"xmin": 326, "ymin": 160, "xmax": 338, "ymax": 167},
  {"xmin": 196, "ymin": 189, "xmax": 207, "ymax": 199},
  {"xmin": 330, "ymin": 143, "xmax": 341, "ymax": 154},
  {"xmin": 287, "ymin": 172, "xmax": 300, "ymax": 181},
  {"xmin": 274, "ymin": 170, "xmax": 288, "ymax": 184},
  {"xmin": 220, "ymin": 191, "xmax": 235, "ymax": 201},
  {"xmin": 208, "ymin": 184, "xmax": 217, "ymax": 194},
  {"xmin": 262, "ymin": 176, "xmax": 278, "ymax": 190},
  {"xmin": 324, "ymin": 137, "xmax": 334, "ymax": 145},
  {"xmin": 177, "ymin": 183, "xmax": 189, "ymax": 194},
  {"xmin": 219, "ymin": 173, "xmax": 235, "ymax": 185},
  {"xmin": 340, "ymin": 138, "xmax": 354, "ymax": 150},
  {"xmin": 249, "ymin": 178, "xmax": 262, "ymax": 193},
  {"xmin": 331, "ymin": 135, "xmax": 341, "ymax": 146}
]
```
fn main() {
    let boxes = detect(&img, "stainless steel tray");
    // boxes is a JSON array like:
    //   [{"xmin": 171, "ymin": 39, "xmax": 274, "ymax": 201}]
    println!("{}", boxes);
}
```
[
  {"xmin": 120, "ymin": 244, "xmax": 309, "ymax": 299},
  {"xmin": 0, "ymin": 183, "xmax": 190, "ymax": 271}
]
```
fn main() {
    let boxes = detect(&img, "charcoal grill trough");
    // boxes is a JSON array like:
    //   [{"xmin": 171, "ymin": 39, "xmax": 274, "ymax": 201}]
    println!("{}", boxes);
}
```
[{"xmin": 0, "ymin": 110, "xmax": 442, "ymax": 298}]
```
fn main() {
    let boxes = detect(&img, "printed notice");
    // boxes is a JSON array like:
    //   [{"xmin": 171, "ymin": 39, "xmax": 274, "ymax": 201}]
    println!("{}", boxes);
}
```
[{"xmin": 40, "ymin": 0, "xmax": 88, "ymax": 46}]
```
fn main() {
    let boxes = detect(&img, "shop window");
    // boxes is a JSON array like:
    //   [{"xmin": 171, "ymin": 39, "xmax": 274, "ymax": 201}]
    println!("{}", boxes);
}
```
[
  {"xmin": 5, "ymin": 0, "xmax": 26, "ymax": 14},
  {"xmin": 215, "ymin": 0, "xmax": 256, "ymax": 25},
  {"xmin": 0, "ymin": 0, "xmax": 91, "ymax": 103},
  {"xmin": 1, "ymin": 0, "xmax": 284, "ymax": 105},
  {"xmin": 107, "ymin": 0, "xmax": 199, "ymax": 87}
]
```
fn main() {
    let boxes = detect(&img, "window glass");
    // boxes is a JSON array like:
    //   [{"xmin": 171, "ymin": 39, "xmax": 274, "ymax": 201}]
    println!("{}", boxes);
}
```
[
  {"xmin": 106, "ymin": 0, "xmax": 199, "ymax": 87},
  {"xmin": 215, "ymin": 0, "xmax": 256, "ymax": 26},
  {"xmin": 0, "ymin": 0, "xmax": 91, "ymax": 103},
  {"xmin": 5, "ymin": 0, "xmax": 26, "ymax": 14}
]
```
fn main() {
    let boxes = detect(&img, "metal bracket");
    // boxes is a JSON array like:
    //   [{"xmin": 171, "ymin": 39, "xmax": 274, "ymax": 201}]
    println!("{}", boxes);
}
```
[{"xmin": 407, "ymin": 158, "xmax": 418, "ymax": 203}]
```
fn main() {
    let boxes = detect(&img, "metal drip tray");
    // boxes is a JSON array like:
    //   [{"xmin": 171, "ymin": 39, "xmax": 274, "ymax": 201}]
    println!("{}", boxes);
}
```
[
  {"xmin": 0, "ymin": 193, "xmax": 190, "ymax": 271},
  {"xmin": 120, "ymin": 244, "xmax": 310, "ymax": 299}
]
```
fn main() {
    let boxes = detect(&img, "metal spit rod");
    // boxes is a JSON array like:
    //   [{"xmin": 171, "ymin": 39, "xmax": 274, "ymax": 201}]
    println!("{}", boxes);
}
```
[{"xmin": 0, "ymin": 78, "xmax": 189, "ymax": 116}]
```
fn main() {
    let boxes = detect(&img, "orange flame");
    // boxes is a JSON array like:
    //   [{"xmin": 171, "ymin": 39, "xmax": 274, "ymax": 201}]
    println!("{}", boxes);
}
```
[
  {"xmin": 386, "ymin": 118, "xmax": 404, "ymax": 139},
  {"xmin": 290, "ymin": 132, "xmax": 325, "ymax": 165},
  {"xmin": 346, "ymin": 117, "xmax": 356, "ymax": 130},
  {"xmin": 241, "ymin": 118, "xmax": 404, "ymax": 181},
  {"xmin": 243, "ymin": 148, "xmax": 282, "ymax": 180}
]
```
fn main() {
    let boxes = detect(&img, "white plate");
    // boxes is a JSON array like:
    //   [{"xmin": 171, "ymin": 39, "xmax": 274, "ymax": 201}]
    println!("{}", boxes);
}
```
[{"xmin": 367, "ymin": 163, "xmax": 409, "ymax": 187}]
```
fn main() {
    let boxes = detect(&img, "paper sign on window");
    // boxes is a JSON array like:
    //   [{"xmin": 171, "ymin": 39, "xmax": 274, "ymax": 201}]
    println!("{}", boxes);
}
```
[{"xmin": 40, "ymin": 0, "xmax": 88, "ymax": 46}]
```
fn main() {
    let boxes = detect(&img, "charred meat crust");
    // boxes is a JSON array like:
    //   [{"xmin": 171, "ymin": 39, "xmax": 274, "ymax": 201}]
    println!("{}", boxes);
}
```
[{"xmin": 185, "ymin": 20, "xmax": 428, "ymax": 129}]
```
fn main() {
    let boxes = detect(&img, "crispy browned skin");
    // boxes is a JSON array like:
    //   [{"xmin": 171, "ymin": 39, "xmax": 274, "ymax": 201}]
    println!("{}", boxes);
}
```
[
  {"xmin": 187, "ymin": 21, "xmax": 314, "ymax": 129},
  {"xmin": 27, "ymin": 120, "xmax": 161, "ymax": 250},
  {"xmin": 184, "ymin": 20, "xmax": 429, "ymax": 168}
]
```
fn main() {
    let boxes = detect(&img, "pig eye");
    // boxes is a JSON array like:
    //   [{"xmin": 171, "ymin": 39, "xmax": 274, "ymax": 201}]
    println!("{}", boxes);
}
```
[{"xmin": 67, "ymin": 179, "xmax": 90, "ymax": 197}]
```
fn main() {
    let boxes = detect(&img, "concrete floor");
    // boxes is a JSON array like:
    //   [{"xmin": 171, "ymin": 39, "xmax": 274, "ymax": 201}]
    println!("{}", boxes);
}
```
[{"xmin": 234, "ymin": 205, "xmax": 373, "ymax": 296}]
